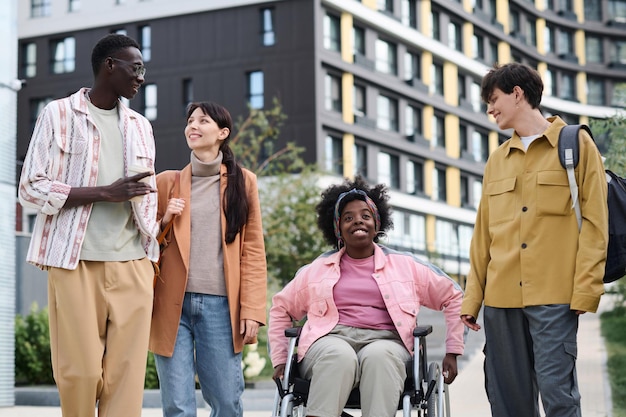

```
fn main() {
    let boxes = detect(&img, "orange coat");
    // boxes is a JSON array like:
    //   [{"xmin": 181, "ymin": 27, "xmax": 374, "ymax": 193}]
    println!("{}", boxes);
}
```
[{"xmin": 149, "ymin": 163, "xmax": 268, "ymax": 357}]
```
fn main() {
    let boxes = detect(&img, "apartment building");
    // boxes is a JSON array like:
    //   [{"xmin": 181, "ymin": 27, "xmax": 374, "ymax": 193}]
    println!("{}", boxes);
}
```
[{"xmin": 16, "ymin": 0, "xmax": 625, "ymax": 281}]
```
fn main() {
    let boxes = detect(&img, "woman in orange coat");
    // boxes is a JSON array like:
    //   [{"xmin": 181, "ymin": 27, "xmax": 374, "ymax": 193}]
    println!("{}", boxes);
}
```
[{"xmin": 149, "ymin": 102, "xmax": 267, "ymax": 417}]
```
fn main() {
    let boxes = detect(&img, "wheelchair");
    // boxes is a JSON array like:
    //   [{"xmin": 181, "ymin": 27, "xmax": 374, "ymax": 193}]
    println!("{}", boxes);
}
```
[{"xmin": 271, "ymin": 324, "xmax": 451, "ymax": 417}]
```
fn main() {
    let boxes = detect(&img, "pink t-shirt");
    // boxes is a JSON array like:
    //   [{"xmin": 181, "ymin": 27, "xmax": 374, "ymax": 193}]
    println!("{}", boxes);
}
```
[{"xmin": 334, "ymin": 254, "xmax": 395, "ymax": 330}]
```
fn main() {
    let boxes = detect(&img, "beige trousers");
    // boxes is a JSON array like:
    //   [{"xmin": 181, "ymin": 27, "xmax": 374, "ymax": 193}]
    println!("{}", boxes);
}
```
[
  {"xmin": 299, "ymin": 324, "xmax": 411, "ymax": 417},
  {"xmin": 48, "ymin": 259, "xmax": 153, "ymax": 417}
]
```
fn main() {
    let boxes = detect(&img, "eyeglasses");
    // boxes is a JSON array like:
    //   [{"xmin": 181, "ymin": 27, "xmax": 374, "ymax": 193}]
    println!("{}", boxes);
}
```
[{"xmin": 109, "ymin": 57, "xmax": 146, "ymax": 78}]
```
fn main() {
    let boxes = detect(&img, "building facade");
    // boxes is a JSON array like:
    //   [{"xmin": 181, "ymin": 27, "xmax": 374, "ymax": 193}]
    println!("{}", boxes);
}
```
[{"xmin": 15, "ymin": 0, "xmax": 625, "ymax": 283}]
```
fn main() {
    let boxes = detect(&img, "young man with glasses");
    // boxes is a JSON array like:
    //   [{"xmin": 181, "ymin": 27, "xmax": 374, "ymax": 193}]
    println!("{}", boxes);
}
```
[{"xmin": 19, "ymin": 33, "xmax": 158, "ymax": 417}]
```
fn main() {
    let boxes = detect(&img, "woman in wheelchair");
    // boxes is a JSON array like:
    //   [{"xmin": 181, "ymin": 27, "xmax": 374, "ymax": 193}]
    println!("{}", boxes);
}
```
[{"xmin": 268, "ymin": 176, "xmax": 465, "ymax": 417}]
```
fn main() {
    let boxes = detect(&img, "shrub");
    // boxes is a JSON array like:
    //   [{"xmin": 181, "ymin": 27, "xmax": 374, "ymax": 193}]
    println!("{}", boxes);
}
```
[{"xmin": 15, "ymin": 303, "xmax": 54, "ymax": 385}]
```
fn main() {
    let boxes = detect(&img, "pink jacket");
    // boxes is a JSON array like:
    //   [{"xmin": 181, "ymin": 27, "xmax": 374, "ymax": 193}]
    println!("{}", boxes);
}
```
[{"xmin": 269, "ymin": 245, "xmax": 465, "ymax": 365}]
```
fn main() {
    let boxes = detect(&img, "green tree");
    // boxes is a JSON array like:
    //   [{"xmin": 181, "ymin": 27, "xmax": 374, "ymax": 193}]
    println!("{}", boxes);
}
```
[
  {"xmin": 590, "ymin": 113, "xmax": 626, "ymax": 176},
  {"xmin": 15, "ymin": 303, "xmax": 54, "ymax": 385},
  {"xmin": 231, "ymin": 98, "xmax": 328, "ymax": 287}
]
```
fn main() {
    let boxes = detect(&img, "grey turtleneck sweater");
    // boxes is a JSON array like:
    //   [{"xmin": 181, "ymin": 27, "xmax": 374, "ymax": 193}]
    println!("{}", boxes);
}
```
[{"xmin": 186, "ymin": 151, "xmax": 226, "ymax": 296}]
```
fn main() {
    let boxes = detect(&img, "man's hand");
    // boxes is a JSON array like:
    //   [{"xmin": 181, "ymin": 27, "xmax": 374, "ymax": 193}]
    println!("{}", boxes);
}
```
[
  {"xmin": 104, "ymin": 171, "xmax": 156, "ymax": 202},
  {"xmin": 461, "ymin": 314, "xmax": 481, "ymax": 331},
  {"xmin": 65, "ymin": 171, "xmax": 156, "ymax": 208}
]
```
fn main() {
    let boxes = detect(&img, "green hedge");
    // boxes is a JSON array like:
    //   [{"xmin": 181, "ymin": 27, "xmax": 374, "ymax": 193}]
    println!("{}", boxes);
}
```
[{"xmin": 14, "ymin": 303, "xmax": 272, "ymax": 388}]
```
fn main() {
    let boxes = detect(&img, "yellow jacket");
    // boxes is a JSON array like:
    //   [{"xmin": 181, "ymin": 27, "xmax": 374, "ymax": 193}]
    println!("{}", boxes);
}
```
[
  {"xmin": 461, "ymin": 116, "xmax": 608, "ymax": 318},
  {"xmin": 149, "ymin": 163, "xmax": 267, "ymax": 356}
]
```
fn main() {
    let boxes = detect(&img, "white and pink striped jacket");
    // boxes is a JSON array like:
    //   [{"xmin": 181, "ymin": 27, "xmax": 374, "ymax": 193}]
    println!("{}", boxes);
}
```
[{"xmin": 18, "ymin": 88, "xmax": 160, "ymax": 270}]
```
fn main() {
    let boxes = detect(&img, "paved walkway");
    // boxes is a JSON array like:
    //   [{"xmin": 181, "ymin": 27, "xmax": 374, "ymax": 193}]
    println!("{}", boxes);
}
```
[{"xmin": 0, "ymin": 296, "xmax": 615, "ymax": 417}]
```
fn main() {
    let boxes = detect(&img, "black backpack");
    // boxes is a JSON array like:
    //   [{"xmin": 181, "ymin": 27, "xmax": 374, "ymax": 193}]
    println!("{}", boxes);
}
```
[{"xmin": 558, "ymin": 124, "xmax": 626, "ymax": 283}]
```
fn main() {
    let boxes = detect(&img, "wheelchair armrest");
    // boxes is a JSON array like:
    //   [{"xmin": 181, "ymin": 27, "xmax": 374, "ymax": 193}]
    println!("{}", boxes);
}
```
[
  {"xmin": 413, "ymin": 325, "xmax": 433, "ymax": 337},
  {"xmin": 285, "ymin": 327, "xmax": 303, "ymax": 338}
]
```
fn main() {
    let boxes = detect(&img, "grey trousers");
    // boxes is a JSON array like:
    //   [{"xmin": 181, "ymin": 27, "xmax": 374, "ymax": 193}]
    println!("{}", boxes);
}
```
[
  {"xmin": 299, "ymin": 324, "xmax": 411, "ymax": 417},
  {"xmin": 483, "ymin": 305, "xmax": 581, "ymax": 417}
]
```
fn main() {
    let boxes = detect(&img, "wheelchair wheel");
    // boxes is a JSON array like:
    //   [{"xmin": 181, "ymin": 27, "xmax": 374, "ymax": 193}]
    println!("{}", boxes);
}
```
[{"xmin": 426, "ymin": 362, "xmax": 450, "ymax": 417}]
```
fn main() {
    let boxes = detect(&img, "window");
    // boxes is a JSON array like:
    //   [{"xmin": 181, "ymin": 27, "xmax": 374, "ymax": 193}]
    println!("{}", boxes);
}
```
[
  {"xmin": 460, "ymin": 124, "xmax": 469, "ymax": 156},
  {"xmin": 113, "ymin": 28, "xmax": 127, "ymax": 35},
  {"xmin": 69, "ymin": 0, "xmax": 81, "ymax": 12},
  {"xmin": 436, "ymin": 218, "xmax": 459, "ymax": 255},
  {"xmin": 29, "ymin": 97, "xmax": 53, "ymax": 134},
  {"xmin": 377, "ymin": 95, "xmax": 398, "ymax": 131},
  {"xmin": 378, "ymin": 151, "xmax": 399, "ymax": 188},
  {"xmin": 584, "ymin": 1, "xmax": 602, "ymax": 20},
  {"xmin": 401, "ymin": 0, "xmax": 417, "ymax": 29},
  {"xmin": 432, "ymin": 114, "xmax": 445, "ymax": 148},
  {"xmin": 139, "ymin": 25, "xmax": 151, "ymax": 62},
  {"xmin": 22, "ymin": 43, "xmax": 37, "ymax": 78},
  {"xmin": 430, "ymin": 10, "xmax": 440, "ymax": 40},
  {"xmin": 448, "ymin": 21, "xmax": 462, "ymax": 51},
  {"xmin": 544, "ymin": 25, "xmax": 553, "ymax": 54},
  {"xmin": 375, "ymin": 39, "xmax": 397, "ymax": 75},
  {"xmin": 472, "ymin": 130, "xmax": 489, "ymax": 162},
  {"xmin": 404, "ymin": 51, "xmax": 420, "ymax": 82},
  {"xmin": 388, "ymin": 210, "xmax": 426, "ymax": 251},
  {"xmin": 354, "ymin": 143, "xmax": 367, "ymax": 177},
  {"xmin": 432, "ymin": 166, "xmax": 446, "ymax": 201},
  {"xmin": 182, "ymin": 78, "xmax": 193, "ymax": 113},
  {"xmin": 353, "ymin": 84, "xmax": 366, "ymax": 117},
  {"xmin": 377, "ymin": 0, "xmax": 393, "ymax": 13},
  {"xmin": 523, "ymin": 17, "xmax": 537, "ymax": 46},
  {"xmin": 50, "ymin": 37, "xmax": 75, "ymax": 74},
  {"xmin": 610, "ymin": 40, "xmax": 626, "ymax": 65},
  {"xmin": 458, "ymin": 75, "xmax": 467, "ymax": 101},
  {"xmin": 460, "ymin": 176, "xmax": 470, "ymax": 207},
  {"xmin": 31, "ymin": 0, "xmax": 51, "ymax": 17},
  {"xmin": 405, "ymin": 105, "xmax": 422, "ymax": 138},
  {"xmin": 557, "ymin": 29, "xmax": 575, "ymax": 57},
  {"xmin": 143, "ymin": 84, "xmax": 157, "ymax": 120},
  {"xmin": 324, "ymin": 14, "xmax": 341, "ymax": 52},
  {"xmin": 431, "ymin": 62, "xmax": 444, "ymax": 95},
  {"xmin": 471, "ymin": 82, "xmax": 483, "ymax": 112},
  {"xmin": 608, "ymin": 0, "xmax": 626, "ymax": 20},
  {"xmin": 406, "ymin": 160, "xmax": 424, "ymax": 195},
  {"xmin": 472, "ymin": 33, "xmax": 485, "ymax": 60},
  {"xmin": 489, "ymin": 40, "xmax": 498, "ymax": 64},
  {"xmin": 560, "ymin": 72, "xmax": 576, "ymax": 100},
  {"xmin": 544, "ymin": 68, "xmax": 556, "ymax": 96},
  {"xmin": 586, "ymin": 36, "xmax": 603, "ymax": 64},
  {"xmin": 353, "ymin": 26, "xmax": 365, "ymax": 56},
  {"xmin": 261, "ymin": 8, "xmax": 275, "ymax": 46},
  {"xmin": 324, "ymin": 73, "xmax": 342, "ymax": 112},
  {"xmin": 325, "ymin": 135, "xmax": 343, "ymax": 175},
  {"xmin": 611, "ymin": 82, "xmax": 626, "ymax": 107},
  {"xmin": 473, "ymin": 179, "xmax": 483, "ymax": 209},
  {"xmin": 247, "ymin": 70, "xmax": 264, "ymax": 109},
  {"xmin": 587, "ymin": 77, "xmax": 605, "ymax": 106}
]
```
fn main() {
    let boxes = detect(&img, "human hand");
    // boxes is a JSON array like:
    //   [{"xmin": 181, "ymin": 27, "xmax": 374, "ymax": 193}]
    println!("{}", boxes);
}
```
[
  {"xmin": 461, "ymin": 315, "xmax": 481, "ymax": 331},
  {"xmin": 162, "ymin": 198, "xmax": 185, "ymax": 224},
  {"xmin": 240, "ymin": 319, "xmax": 260, "ymax": 345},
  {"xmin": 442, "ymin": 353, "xmax": 459, "ymax": 384},
  {"xmin": 104, "ymin": 171, "xmax": 155, "ymax": 202},
  {"xmin": 575, "ymin": 310, "xmax": 586, "ymax": 315},
  {"xmin": 273, "ymin": 363, "xmax": 286, "ymax": 380}
]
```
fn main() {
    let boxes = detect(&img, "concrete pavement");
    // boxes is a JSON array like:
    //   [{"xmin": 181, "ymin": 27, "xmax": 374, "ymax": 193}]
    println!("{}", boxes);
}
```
[{"xmin": 1, "ymin": 295, "xmax": 615, "ymax": 417}]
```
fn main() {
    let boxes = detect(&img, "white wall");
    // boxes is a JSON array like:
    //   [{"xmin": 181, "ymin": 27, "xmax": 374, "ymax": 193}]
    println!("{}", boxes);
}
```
[{"xmin": 0, "ymin": 0, "xmax": 17, "ymax": 407}]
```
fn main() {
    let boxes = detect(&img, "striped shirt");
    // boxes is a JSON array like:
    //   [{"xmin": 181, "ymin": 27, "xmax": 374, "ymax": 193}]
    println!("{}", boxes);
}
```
[{"xmin": 18, "ymin": 88, "xmax": 159, "ymax": 269}]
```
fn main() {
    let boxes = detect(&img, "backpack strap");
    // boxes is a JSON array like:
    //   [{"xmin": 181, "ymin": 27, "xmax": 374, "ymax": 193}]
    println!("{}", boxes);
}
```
[{"xmin": 558, "ymin": 124, "xmax": 593, "ymax": 232}]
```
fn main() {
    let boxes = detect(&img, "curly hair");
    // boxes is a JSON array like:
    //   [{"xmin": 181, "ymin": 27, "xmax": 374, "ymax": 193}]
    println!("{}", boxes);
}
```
[
  {"xmin": 91, "ymin": 33, "xmax": 141, "ymax": 76},
  {"xmin": 316, "ymin": 176, "xmax": 393, "ymax": 249}
]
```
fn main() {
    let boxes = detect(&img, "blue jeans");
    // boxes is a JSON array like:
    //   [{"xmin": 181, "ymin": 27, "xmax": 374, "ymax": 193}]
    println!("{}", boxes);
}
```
[{"xmin": 155, "ymin": 293, "xmax": 244, "ymax": 417}]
